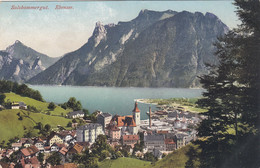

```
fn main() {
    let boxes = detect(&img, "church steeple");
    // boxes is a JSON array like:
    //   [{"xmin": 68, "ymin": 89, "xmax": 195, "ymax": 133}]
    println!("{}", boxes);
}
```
[
  {"xmin": 133, "ymin": 101, "xmax": 140, "ymax": 113},
  {"xmin": 132, "ymin": 101, "xmax": 140, "ymax": 133}
]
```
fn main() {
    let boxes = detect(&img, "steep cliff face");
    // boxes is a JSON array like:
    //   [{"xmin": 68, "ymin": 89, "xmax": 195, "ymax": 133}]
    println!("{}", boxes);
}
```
[
  {"xmin": 28, "ymin": 10, "xmax": 228, "ymax": 87},
  {"xmin": 0, "ymin": 41, "xmax": 59, "ymax": 83}
]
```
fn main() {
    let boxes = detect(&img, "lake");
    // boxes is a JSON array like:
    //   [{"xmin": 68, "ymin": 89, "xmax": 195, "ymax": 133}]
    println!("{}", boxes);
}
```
[{"xmin": 29, "ymin": 85, "xmax": 204, "ymax": 119}]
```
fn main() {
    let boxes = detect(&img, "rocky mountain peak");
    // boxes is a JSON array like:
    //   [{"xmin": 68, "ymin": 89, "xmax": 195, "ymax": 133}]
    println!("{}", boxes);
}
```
[
  {"xmin": 135, "ymin": 9, "xmax": 176, "ymax": 21},
  {"xmin": 93, "ymin": 21, "xmax": 107, "ymax": 47},
  {"xmin": 8, "ymin": 40, "xmax": 25, "ymax": 49},
  {"xmin": 0, "ymin": 40, "xmax": 59, "ymax": 83},
  {"xmin": 94, "ymin": 21, "xmax": 106, "ymax": 33},
  {"xmin": 205, "ymin": 12, "xmax": 218, "ymax": 19}
]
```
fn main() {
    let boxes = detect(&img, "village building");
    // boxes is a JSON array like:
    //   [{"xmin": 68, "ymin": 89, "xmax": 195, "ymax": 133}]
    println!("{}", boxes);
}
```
[
  {"xmin": 34, "ymin": 139, "xmax": 44, "ymax": 151},
  {"xmin": 122, "ymin": 135, "xmax": 139, "ymax": 148},
  {"xmin": 110, "ymin": 115, "xmax": 137, "ymax": 135},
  {"xmin": 11, "ymin": 142, "xmax": 22, "ymax": 151},
  {"xmin": 97, "ymin": 112, "xmax": 112, "ymax": 130},
  {"xmin": 51, "ymin": 143, "xmax": 62, "ymax": 152},
  {"xmin": 44, "ymin": 146, "xmax": 51, "ymax": 153},
  {"xmin": 20, "ymin": 145, "xmax": 39, "ymax": 159},
  {"xmin": 66, "ymin": 110, "xmax": 85, "ymax": 118},
  {"xmin": 164, "ymin": 138, "xmax": 176, "ymax": 151},
  {"xmin": 59, "ymin": 147, "xmax": 68, "ymax": 164},
  {"xmin": 106, "ymin": 124, "xmax": 121, "ymax": 140},
  {"xmin": 108, "ymin": 102, "xmax": 141, "ymax": 135},
  {"xmin": 23, "ymin": 139, "xmax": 34, "ymax": 148},
  {"xmin": 174, "ymin": 133, "xmax": 188, "ymax": 149},
  {"xmin": 76, "ymin": 123, "xmax": 104, "ymax": 143},
  {"xmin": 20, "ymin": 156, "xmax": 40, "ymax": 168},
  {"xmin": 67, "ymin": 143, "xmax": 85, "ymax": 160},
  {"xmin": 58, "ymin": 130, "xmax": 77, "ymax": 145},
  {"xmin": 11, "ymin": 102, "xmax": 27, "ymax": 110},
  {"xmin": 144, "ymin": 134, "xmax": 165, "ymax": 153},
  {"xmin": 48, "ymin": 132, "xmax": 64, "ymax": 146}
]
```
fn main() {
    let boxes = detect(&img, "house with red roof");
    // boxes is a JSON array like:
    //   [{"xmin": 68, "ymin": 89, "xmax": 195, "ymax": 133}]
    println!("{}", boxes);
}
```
[
  {"xmin": 66, "ymin": 143, "xmax": 84, "ymax": 161},
  {"xmin": 20, "ymin": 156, "xmax": 40, "ymax": 168},
  {"xmin": 106, "ymin": 124, "xmax": 121, "ymax": 140},
  {"xmin": 122, "ymin": 135, "xmax": 139, "ymax": 148},
  {"xmin": 164, "ymin": 138, "xmax": 176, "ymax": 151},
  {"xmin": 20, "ymin": 145, "xmax": 39, "ymax": 159},
  {"xmin": 108, "ymin": 102, "xmax": 141, "ymax": 135}
]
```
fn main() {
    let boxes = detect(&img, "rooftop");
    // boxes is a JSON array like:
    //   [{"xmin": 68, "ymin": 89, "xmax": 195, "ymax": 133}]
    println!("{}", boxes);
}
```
[
  {"xmin": 21, "ymin": 145, "xmax": 39, "ymax": 157},
  {"xmin": 67, "ymin": 110, "xmax": 84, "ymax": 116},
  {"xmin": 145, "ymin": 134, "xmax": 165, "ymax": 141},
  {"xmin": 112, "ymin": 115, "xmax": 136, "ymax": 127},
  {"xmin": 100, "ymin": 112, "xmax": 112, "ymax": 118},
  {"xmin": 123, "ymin": 135, "xmax": 139, "ymax": 141},
  {"xmin": 77, "ymin": 123, "xmax": 102, "ymax": 130}
]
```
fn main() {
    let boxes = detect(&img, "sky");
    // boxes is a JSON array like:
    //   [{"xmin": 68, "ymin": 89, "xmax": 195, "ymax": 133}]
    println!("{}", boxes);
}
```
[{"xmin": 0, "ymin": 1, "xmax": 239, "ymax": 58}]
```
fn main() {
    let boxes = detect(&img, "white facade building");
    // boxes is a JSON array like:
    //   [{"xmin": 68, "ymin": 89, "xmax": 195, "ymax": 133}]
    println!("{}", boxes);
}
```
[{"xmin": 76, "ymin": 123, "xmax": 104, "ymax": 143}]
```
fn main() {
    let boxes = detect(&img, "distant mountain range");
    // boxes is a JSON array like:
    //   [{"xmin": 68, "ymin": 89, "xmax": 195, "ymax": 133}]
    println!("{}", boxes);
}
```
[
  {"xmin": 5, "ymin": 10, "xmax": 229, "ymax": 87},
  {"xmin": 0, "ymin": 40, "xmax": 59, "ymax": 83}
]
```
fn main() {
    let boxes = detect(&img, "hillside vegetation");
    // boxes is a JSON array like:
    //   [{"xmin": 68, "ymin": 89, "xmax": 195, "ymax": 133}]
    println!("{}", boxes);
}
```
[
  {"xmin": 99, "ymin": 157, "xmax": 151, "ymax": 168},
  {"xmin": 98, "ymin": 144, "xmax": 201, "ymax": 168},
  {"xmin": 0, "ymin": 93, "xmax": 72, "ymax": 143},
  {"xmin": 150, "ymin": 144, "xmax": 200, "ymax": 168},
  {"xmin": 5, "ymin": 92, "xmax": 71, "ymax": 116}
]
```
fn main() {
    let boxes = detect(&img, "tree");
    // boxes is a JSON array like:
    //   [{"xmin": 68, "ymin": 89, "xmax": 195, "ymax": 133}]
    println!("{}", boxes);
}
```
[
  {"xmin": 185, "ymin": 146, "xmax": 199, "ymax": 168},
  {"xmin": 37, "ymin": 152, "xmax": 44, "ymax": 165},
  {"xmin": 46, "ymin": 152, "xmax": 61, "ymax": 166},
  {"xmin": 83, "ymin": 108, "xmax": 89, "ymax": 116},
  {"xmin": 48, "ymin": 102, "xmax": 56, "ymax": 110},
  {"xmin": 44, "ymin": 124, "xmax": 51, "ymax": 132},
  {"xmin": 0, "ymin": 94, "xmax": 6, "ymax": 104},
  {"xmin": 63, "ymin": 97, "xmax": 82, "ymax": 111},
  {"xmin": 36, "ymin": 122, "xmax": 43, "ymax": 131},
  {"xmin": 67, "ymin": 121, "xmax": 72, "ymax": 127},
  {"xmin": 99, "ymin": 150, "xmax": 110, "ymax": 161},
  {"xmin": 144, "ymin": 152, "xmax": 157, "ymax": 162},
  {"xmin": 115, "ymin": 151, "xmax": 123, "ymax": 158},
  {"xmin": 193, "ymin": 1, "xmax": 260, "ymax": 167}
]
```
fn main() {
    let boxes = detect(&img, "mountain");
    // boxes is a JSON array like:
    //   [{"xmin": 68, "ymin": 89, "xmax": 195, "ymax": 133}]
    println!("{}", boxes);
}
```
[
  {"xmin": 28, "ymin": 10, "xmax": 229, "ymax": 87},
  {"xmin": 0, "ymin": 41, "xmax": 59, "ymax": 82}
]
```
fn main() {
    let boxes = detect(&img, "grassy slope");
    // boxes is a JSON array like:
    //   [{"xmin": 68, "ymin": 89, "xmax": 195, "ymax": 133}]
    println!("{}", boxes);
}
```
[
  {"xmin": 5, "ymin": 92, "xmax": 71, "ymax": 115},
  {"xmin": 99, "ymin": 157, "xmax": 151, "ymax": 168},
  {"xmin": 99, "ymin": 145, "xmax": 200, "ymax": 168},
  {"xmin": 0, "ymin": 93, "xmax": 72, "ymax": 142},
  {"xmin": 150, "ymin": 144, "xmax": 200, "ymax": 168}
]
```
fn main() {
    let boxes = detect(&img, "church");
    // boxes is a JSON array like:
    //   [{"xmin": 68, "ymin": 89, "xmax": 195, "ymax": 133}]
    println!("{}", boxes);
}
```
[{"xmin": 107, "ymin": 102, "xmax": 141, "ymax": 135}]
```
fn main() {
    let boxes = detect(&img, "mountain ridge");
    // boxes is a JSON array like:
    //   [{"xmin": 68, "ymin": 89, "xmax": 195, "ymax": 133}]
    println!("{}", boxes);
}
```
[
  {"xmin": 28, "ymin": 10, "xmax": 228, "ymax": 87},
  {"xmin": 0, "ymin": 40, "xmax": 60, "ymax": 83}
]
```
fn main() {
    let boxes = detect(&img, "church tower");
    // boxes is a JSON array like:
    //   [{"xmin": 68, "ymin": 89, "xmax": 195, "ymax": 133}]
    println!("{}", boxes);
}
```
[{"xmin": 133, "ymin": 101, "xmax": 141, "ymax": 129}]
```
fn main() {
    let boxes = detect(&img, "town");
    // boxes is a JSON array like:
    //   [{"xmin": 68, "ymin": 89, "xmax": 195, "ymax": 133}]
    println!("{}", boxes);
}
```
[{"xmin": 0, "ymin": 101, "xmax": 202, "ymax": 168}]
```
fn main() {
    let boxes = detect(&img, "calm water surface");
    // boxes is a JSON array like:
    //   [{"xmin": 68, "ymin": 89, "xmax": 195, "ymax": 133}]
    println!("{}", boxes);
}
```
[{"xmin": 29, "ymin": 85, "xmax": 204, "ymax": 119}]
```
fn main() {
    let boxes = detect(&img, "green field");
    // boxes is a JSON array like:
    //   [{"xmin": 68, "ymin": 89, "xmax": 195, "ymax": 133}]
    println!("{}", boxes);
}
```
[
  {"xmin": 145, "ymin": 98, "xmax": 207, "ymax": 113},
  {"xmin": 150, "ymin": 144, "xmax": 200, "ymax": 168},
  {"xmin": 98, "ymin": 145, "xmax": 201, "ymax": 168},
  {"xmin": 99, "ymin": 157, "xmax": 151, "ymax": 168},
  {"xmin": 5, "ymin": 92, "xmax": 71, "ymax": 116},
  {"xmin": 0, "ymin": 93, "xmax": 72, "ymax": 143}
]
